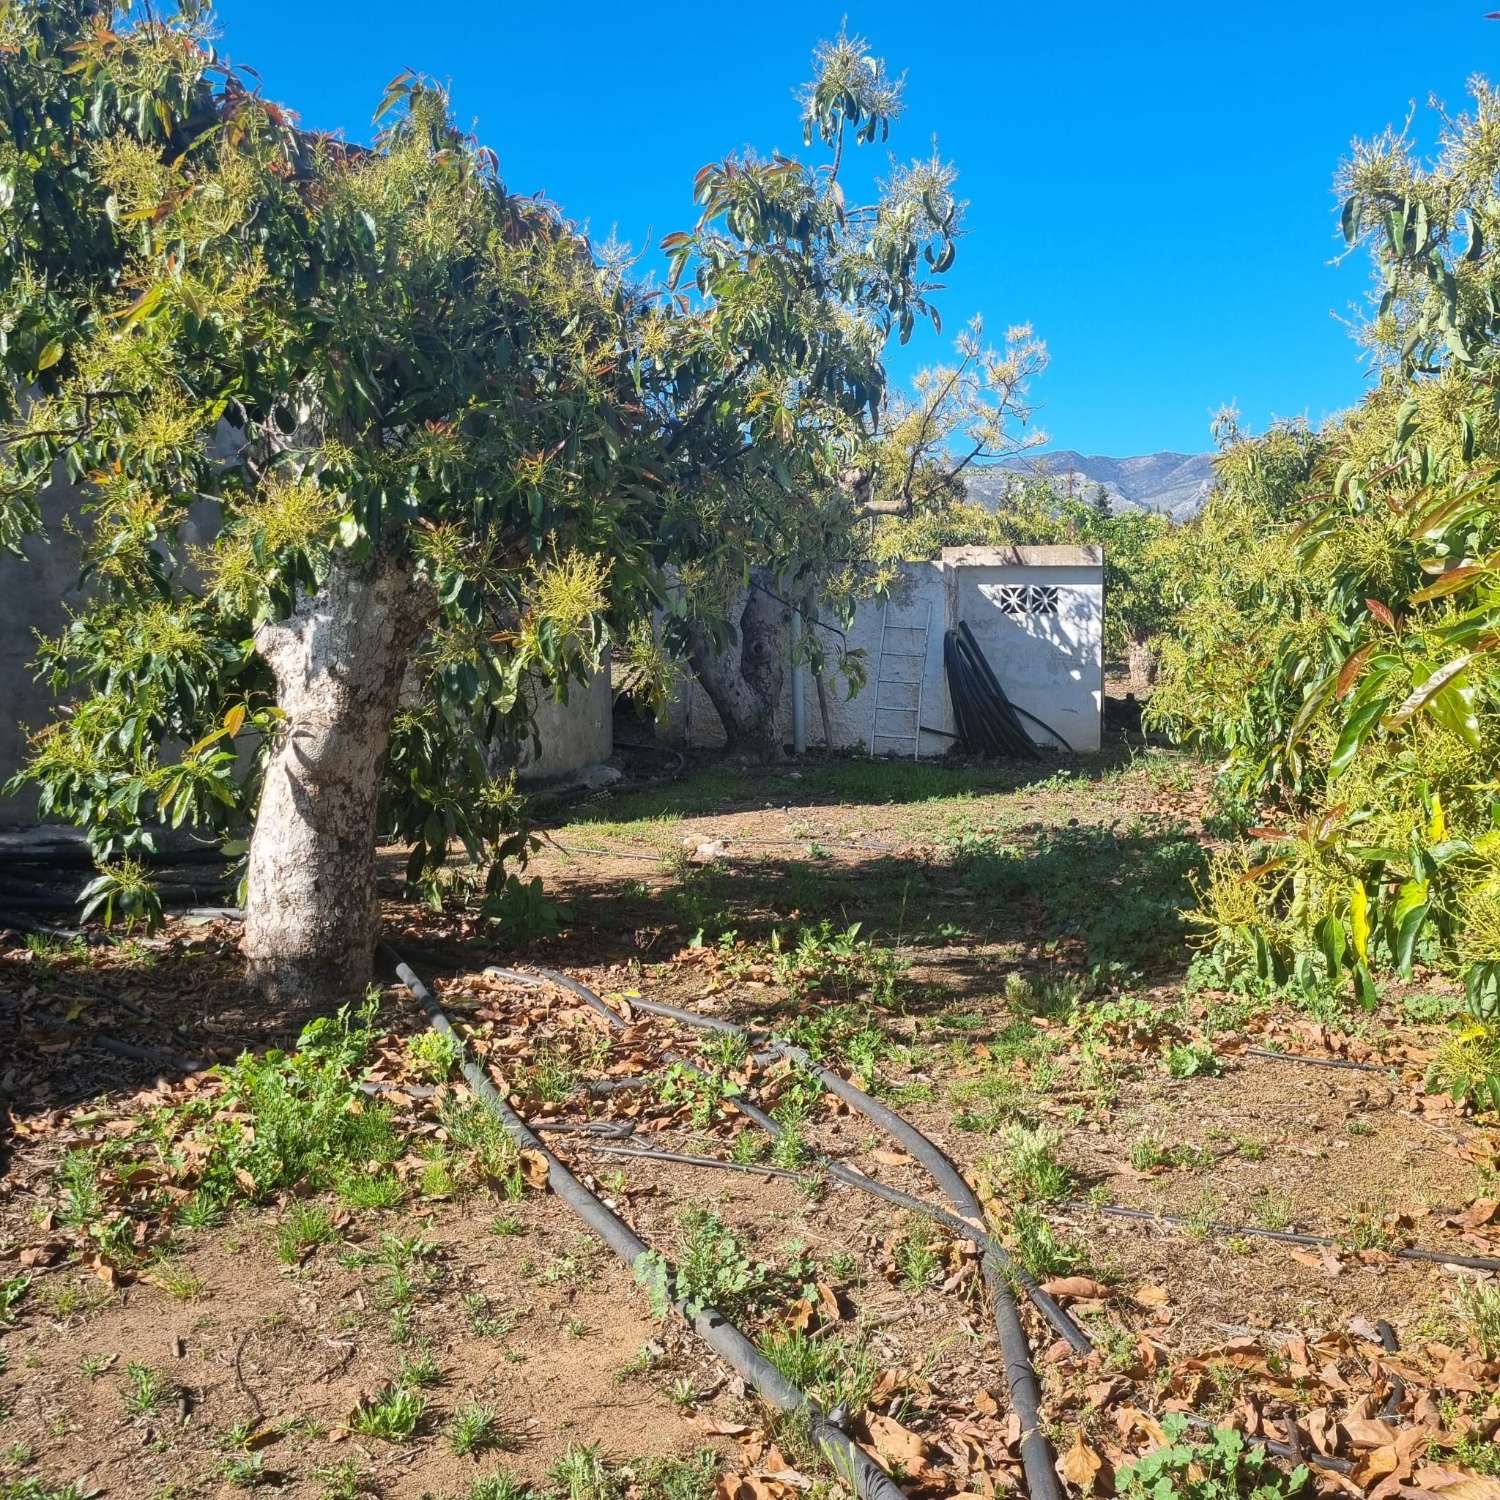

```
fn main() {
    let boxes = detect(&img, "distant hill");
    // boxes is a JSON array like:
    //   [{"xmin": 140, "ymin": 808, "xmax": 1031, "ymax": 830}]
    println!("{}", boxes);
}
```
[{"xmin": 966, "ymin": 450, "xmax": 1218, "ymax": 521}]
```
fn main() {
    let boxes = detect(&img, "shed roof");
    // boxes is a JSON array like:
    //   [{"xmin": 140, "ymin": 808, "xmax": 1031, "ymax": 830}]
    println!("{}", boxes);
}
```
[{"xmin": 940, "ymin": 544, "xmax": 1103, "ymax": 568}]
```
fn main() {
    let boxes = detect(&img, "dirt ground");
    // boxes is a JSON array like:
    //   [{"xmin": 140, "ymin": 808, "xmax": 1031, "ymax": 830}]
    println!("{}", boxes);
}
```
[{"xmin": 2, "ymin": 741, "xmax": 1497, "ymax": 1499}]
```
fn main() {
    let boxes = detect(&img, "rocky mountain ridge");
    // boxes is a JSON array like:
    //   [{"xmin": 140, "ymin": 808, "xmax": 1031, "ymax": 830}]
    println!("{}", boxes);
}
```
[{"xmin": 967, "ymin": 449, "xmax": 1218, "ymax": 520}]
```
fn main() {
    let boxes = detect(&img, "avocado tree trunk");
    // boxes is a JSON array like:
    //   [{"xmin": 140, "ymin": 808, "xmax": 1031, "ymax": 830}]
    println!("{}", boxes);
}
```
[
  {"xmin": 685, "ymin": 567, "xmax": 788, "ymax": 763},
  {"xmin": 243, "ymin": 554, "xmax": 433, "ymax": 1008}
]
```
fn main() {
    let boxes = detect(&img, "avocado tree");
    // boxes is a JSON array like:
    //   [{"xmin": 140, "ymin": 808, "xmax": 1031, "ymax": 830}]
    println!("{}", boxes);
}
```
[
  {"xmin": 2, "ymin": 1, "xmax": 662, "ymax": 1003},
  {"xmin": 646, "ymin": 32, "xmax": 984, "ymax": 759}
]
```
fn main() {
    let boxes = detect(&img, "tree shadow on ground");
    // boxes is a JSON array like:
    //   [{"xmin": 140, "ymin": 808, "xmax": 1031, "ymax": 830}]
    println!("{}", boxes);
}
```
[{"xmin": 491, "ymin": 817, "xmax": 1208, "ymax": 1022}]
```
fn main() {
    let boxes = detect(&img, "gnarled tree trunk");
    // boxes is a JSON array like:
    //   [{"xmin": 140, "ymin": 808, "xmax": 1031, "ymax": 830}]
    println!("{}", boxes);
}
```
[
  {"xmin": 243, "ymin": 554, "xmax": 433, "ymax": 1008},
  {"xmin": 685, "ymin": 567, "xmax": 789, "ymax": 762}
]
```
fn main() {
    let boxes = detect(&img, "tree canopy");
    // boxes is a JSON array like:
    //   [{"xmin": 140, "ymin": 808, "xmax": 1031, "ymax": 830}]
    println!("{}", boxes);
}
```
[{"xmin": 1149, "ymin": 85, "xmax": 1500, "ymax": 1033}]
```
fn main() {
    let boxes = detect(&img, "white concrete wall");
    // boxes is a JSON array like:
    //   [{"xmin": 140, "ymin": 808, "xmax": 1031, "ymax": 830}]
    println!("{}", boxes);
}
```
[
  {"xmin": 516, "ymin": 665, "xmax": 613, "ymax": 783},
  {"xmin": 0, "ymin": 476, "xmax": 613, "ymax": 820},
  {"xmin": 659, "ymin": 546, "xmax": 1103, "ymax": 756}
]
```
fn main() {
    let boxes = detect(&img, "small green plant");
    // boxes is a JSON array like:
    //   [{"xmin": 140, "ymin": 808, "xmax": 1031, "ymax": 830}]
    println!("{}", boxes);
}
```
[
  {"xmin": 633, "ymin": 1209, "xmax": 769, "ymax": 1320},
  {"xmin": 448, "ymin": 1403, "xmax": 511, "ymax": 1458},
  {"xmin": 221, "ymin": 1453, "xmax": 267, "ymax": 1488},
  {"xmin": 408, "ymin": 1028, "xmax": 464, "ymax": 1082},
  {"xmin": 0, "ymin": 1276, "xmax": 31, "ymax": 1328},
  {"xmin": 636, "ymin": 1451, "xmax": 719, "ymax": 1500},
  {"xmin": 395, "ymin": 1348, "xmax": 445, "ymax": 1388},
  {"xmin": 121, "ymin": 1362, "xmax": 172, "ymax": 1418},
  {"xmin": 658, "ymin": 1061, "xmax": 742, "ymax": 1129},
  {"xmin": 892, "ymin": 1217, "xmax": 942, "ymax": 1292},
  {"xmin": 483, "ymin": 874, "xmax": 571, "ymax": 942},
  {"xmin": 79, "ymin": 1352, "xmax": 114, "ymax": 1379},
  {"xmin": 547, "ymin": 1443, "xmax": 623, "ymax": 1500},
  {"xmin": 463, "ymin": 1293, "xmax": 518, "ymax": 1339},
  {"xmin": 702, "ymin": 1031, "xmax": 749, "ymax": 1072},
  {"xmin": 338, "ymin": 1172, "xmax": 405, "ymax": 1210},
  {"xmin": 148, "ymin": 1260, "xmax": 205, "ymax": 1301},
  {"xmin": 760, "ymin": 1327, "xmax": 877, "ymax": 1415},
  {"xmin": 1165, "ymin": 1041, "xmax": 1221, "ymax": 1078},
  {"xmin": 0, "ymin": 1479, "xmax": 97, "ymax": 1500},
  {"xmin": 465, "ymin": 1470, "xmax": 534, "ymax": 1500},
  {"xmin": 993, "ymin": 1123, "xmax": 1073, "ymax": 1201},
  {"xmin": 275, "ymin": 1203, "xmax": 337, "ymax": 1264},
  {"xmin": 1115, "ymin": 1414, "xmax": 1310, "ymax": 1499},
  {"xmin": 311, "ymin": 1459, "xmax": 377, "ymax": 1499},
  {"xmin": 1427, "ymin": 1025, "xmax": 1500, "ymax": 1115},
  {"xmin": 729, "ymin": 1132, "xmax": 771, "ymax": 1166},
  {"xmin": 1248, "ymin": 1186, "xmax": 1294, "ymax": 1232},
  {"xmin": 1007, "ymin": 1205, "xmax": 1085, "ymax": 1280},
  {"xmin": 1453, "ymin": 1275, "xmax": 1500, "ymax": 1358},
  {"xmin": 348, "ymin": 1382, "xmax": 425, "ymax": 1442}
]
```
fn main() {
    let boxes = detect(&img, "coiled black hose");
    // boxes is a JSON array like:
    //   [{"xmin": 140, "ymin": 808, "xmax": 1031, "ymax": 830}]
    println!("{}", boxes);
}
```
[
  {"xmin": 386, "ymin": 950, "xmax": 911, "ymax": 1500},
  {"xmin": 944, "ymin": 622, "xmax": 1073, "ymax": 757}
]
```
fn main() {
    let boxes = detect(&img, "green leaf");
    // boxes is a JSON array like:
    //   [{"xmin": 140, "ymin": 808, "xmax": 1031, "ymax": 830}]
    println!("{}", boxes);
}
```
[
  {"xmin": 1329, "ymin": 696, "xmax": 1385, "ymax": 777},
  {"xmin": 35, "ymin": 338, "xmax": 64, "ymax": 371}
]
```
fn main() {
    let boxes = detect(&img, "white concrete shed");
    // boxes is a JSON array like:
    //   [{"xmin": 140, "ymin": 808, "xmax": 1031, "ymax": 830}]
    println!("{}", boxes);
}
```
[{"xmin": 661, "ymin": 544, "xmax": 1104, "ymax": 756}]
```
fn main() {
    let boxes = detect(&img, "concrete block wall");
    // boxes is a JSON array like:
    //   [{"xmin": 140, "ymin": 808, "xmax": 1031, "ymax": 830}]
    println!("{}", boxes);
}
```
[
  {"xmin": 516, "ymin": 666, "xmax": 613, "ymax": 783},
  {"xmin": 0, "ymin": 480, "xmax": 88, "ymax": 824},
  {"xmin": 0, "ymin": 481, "xmax": 613, "ymax": 823}
]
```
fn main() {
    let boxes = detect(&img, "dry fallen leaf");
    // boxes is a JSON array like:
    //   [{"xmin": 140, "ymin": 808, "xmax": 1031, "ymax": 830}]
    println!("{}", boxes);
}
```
[
  {"xmin": 1041, "ymin": 1275, "xmax": 1111, "ymax": 1302},
  {"xmin": 1058, "ymin": 1430, "xmax": 1105, "ymax": 1493}
]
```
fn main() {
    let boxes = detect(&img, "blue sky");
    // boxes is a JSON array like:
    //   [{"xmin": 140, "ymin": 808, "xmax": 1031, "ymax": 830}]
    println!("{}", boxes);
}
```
[{"xmin": 214, "ymin": 1, "xmax": 1490, "ymax": 456}]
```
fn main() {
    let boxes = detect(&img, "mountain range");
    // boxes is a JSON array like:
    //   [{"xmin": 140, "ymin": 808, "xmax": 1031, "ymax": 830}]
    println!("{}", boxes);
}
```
[{"xmin": 966, "ymin": 449, "xmax": 1218, "ymax": 521}]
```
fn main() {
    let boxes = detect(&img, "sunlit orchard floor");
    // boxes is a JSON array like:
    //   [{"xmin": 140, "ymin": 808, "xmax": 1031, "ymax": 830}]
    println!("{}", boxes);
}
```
[{"xmin": 2, "ymin": 745, "xmax": 1497, "ymax": 1499}]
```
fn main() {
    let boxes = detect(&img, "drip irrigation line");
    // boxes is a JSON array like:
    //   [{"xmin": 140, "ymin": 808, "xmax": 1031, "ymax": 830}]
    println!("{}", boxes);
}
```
[
  {"xmin": 518, "ymin": 969, "xmax": 1089, "ymax": 1351},
  {"xmin": 385, "ymin": 947, "xmax": 910, "ymax": 1500},
  {"xmin": 505, "ymin": 967, "xmax": 1069, "ymax": 1500},
  {"xmin": 1179, "ymin": 1414, "xmax": 1354, "ymax": 1476},
  {"xmin": 25, "ymin": 1009, "xmax": 211, "ymax": 1074},
  {"xmin": 1376, "ymin": 1319, "xmax": 1405, "ymax": 1421},
  {"xmin": 586, "ymin": 1143, "xmax": 815, "ymax": 1183},
  {"xmin": 544, "ymin": 840, "xmax": 667, "ymax": 866},
  {"xmin": 1241, "ymin": 1047, "xmax": 1392, "ymax": 1076},
  {"xmin": 533, "ymin": 1120, "xmax": 639, "ymax": 1139},
  {"xmin": 1060, "ymin": 1199, "xmax": 1500, "ymax": 1274},
  {"xmin": 955, "ymin": 621, "xmax": 1074, "ymax": 757}
]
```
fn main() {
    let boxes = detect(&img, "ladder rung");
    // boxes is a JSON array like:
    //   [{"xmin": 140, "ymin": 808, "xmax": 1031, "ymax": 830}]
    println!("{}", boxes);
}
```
[{"xmin": 880, "ymin": 650, "xmax": 925, "ymax": 659}]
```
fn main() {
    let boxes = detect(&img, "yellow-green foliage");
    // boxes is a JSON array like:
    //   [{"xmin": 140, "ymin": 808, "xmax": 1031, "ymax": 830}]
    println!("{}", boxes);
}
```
[{"xmin": 1151, "ymin": 92, "xmax": 1500, "ymax": 1073}]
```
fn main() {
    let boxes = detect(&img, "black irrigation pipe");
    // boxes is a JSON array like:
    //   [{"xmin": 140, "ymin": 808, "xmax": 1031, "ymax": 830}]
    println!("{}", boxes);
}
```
[
  {"xmin": 944, "ymin": 630, "xmax": 1036, "ymax": 761},
  {"xmin": 515, "ymin": 970, "xmax": 1089, "ymax": 1352},
  {"xmin": 955, "ymin": 622, "xmax": 1076, "ymax": 756},
  {"xmin": 385, "ymin": 948, "xmax": 910, "ymax": 1500},
  {"xmin": 1061, "ymin": 1199, "xmax": 1500, "ymax": 1274},
  {"xmin": 503, "ymin": 967, "xmax": 1069, "ymax": 1500},
  {"xmin": 1376, "ymin": 1318, "xmax": 1405, "ymax": 1422},
  {"xmin": 1241, "ymin": 1047, "xmax": 1392, "ymax": 1076},
  {"xmin": 25, "ymin": 1010, "xmax": 211, "ymax": 1074},
  {"xmin": 587, "ymin": 1143, "xmax": 814, "ymax": 1183},
  {"xmin": 1179, "ymin": 1414, "xmax": 1355, "ymax": 1477},
  {"xmin": 947, "ymin": 622, "xmax": 1076, "ymax": 758}
]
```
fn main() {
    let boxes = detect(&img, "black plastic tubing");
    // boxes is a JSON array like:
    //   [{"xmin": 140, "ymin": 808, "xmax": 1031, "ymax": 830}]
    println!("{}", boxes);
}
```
[
  {"xmin": 507, "ymin": 967, "xmax": 1067, "ymax": 1500},
  {"xmin": 387, "ymin": 950, "xmax": 911, "ymax": 1500}
]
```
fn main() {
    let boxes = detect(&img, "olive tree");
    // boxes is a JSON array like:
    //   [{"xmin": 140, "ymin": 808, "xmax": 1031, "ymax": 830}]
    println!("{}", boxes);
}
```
[{"xmin": 3, "ymin": 2, "xmax": 661, "ymax": 1003}]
